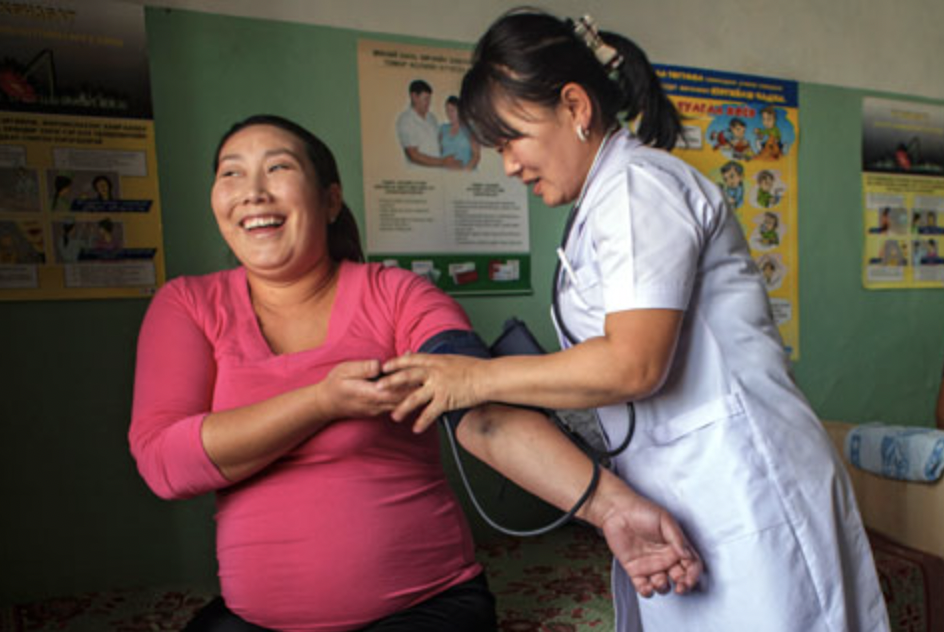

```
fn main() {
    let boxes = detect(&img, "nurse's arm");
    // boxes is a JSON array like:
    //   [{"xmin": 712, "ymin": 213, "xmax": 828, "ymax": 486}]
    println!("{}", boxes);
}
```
[
  {"xmin": 383, "ymin": 308, "xmax": 682, "ymax": 433},
  {"xmin": 455, "ymin": 402, "xmax": 702, "ymax": 596}
]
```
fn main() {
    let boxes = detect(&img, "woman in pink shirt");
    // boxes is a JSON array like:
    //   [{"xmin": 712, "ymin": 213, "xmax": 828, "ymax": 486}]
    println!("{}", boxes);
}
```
[{"xmin": 129, "ymin": 115, "xmax": 700, "ymax": 632}]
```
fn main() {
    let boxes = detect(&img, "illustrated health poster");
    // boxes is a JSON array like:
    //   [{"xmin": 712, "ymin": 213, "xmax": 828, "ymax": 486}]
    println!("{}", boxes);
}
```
[
  {"xmin": 357, "ymin": 39, "xmax": 530, "ymax": 295},
  {"xmin": 0, "ymin": 0, "xmax": 165, "ymax": 300},
  {"xmin": 656, "ymin": 65, "xmax": 801, "ymax": 358},
  {"xmin": 861, "ymin": 97, "xmax": 944, "ymax": 289}
]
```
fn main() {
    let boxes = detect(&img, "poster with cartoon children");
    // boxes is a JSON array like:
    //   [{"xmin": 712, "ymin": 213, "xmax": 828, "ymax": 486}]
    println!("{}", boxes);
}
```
[
  {"xmin": 719, "ymin": 161, "xmax": 746, "ymax": 216},
  {"xmin": 711, "ymin": 118, "xmax": 754, "ymax": 161},
  {"xmin": 756, "ymin": 252, "xmax": 787, "ymax": 291},
  {"xmin": 656, "ymin": 64, "xmax": 800, "ymax": 358},
  {"xmin": 750, "ymin": 211, "xmax": 784, "ymax": 250}
]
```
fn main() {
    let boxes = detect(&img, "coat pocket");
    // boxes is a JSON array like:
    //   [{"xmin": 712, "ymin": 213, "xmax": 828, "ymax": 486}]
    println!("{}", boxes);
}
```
[
  {"xmin": 631, "ymin": 392, "xmax": 790, "ymax": 548},
  {"xmin": 647, "ymin": 392, "xmax": 745, "ymax": 444}
]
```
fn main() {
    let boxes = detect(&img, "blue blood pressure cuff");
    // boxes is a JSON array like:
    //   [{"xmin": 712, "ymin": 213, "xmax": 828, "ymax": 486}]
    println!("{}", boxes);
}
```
[{"xmin": 418, "ymin": 329, "xmax": 491, "ymax": 431}]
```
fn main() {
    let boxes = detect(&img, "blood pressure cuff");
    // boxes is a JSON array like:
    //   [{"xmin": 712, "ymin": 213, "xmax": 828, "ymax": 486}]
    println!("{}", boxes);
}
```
[
  {"xmin": 490, "ymin": 317, "xmax": 546, "ymax": 357},
  {"xmin": 418, "ymin": 329, "xmax": 491, "ymax": 431}
]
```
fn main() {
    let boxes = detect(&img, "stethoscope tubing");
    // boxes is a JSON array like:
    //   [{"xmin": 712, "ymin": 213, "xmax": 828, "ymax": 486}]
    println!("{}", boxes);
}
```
[{"xmin": 552, "ymin": 202, "xmax": 635, "ymax": 460}]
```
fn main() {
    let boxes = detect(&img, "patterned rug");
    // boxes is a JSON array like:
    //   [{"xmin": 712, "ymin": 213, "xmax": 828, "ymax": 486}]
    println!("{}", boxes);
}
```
[
  {"xmin": 0, "ymin": 525, "xmax": 614, "ymax": 632},
  {"xmin": 0, "ymin": 588, "xmax": 214, "ymax": 632},
  {"xmin": 4, "ymin": 526, "xmax": 938, "ymax": 631},
  {"xmin": 868, "ymin": 529, "xmax": 944, "ymax": 632},
  {"xmin": 480, "ymin": 524, "xmax": 615, "ymax": 631}
]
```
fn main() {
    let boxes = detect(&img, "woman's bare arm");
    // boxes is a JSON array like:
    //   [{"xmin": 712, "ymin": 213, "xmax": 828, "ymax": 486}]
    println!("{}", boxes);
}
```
[{"xmin": 455, "ymin": 403, "xmax": 702, "ymax": 596}]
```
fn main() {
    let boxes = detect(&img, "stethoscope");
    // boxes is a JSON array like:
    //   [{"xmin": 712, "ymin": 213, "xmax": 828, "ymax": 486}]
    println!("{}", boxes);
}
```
[
  {"xmin": 443, "ymin": 132, "xmax": 634, "ymax": 537},
  {"xmin": 551, "ymin": 187, "xmax": 635, "ymax": 461}
]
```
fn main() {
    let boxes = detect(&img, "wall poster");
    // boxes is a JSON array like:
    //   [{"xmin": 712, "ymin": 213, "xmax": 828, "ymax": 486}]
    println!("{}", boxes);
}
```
[
  {"xmin": 656, "ymin": 65, "xmax": 801, "ymax": 358},
  {"xmin": 356, "ymin": 39, "xmax": 530, "ymax": 296},
  {"xmin": 861, "ymin": 97, "xmax": 944, "ymax": 289},
  {"xmin": 0, "ymin": 0, "xmax": 165, "ymax": 300}
]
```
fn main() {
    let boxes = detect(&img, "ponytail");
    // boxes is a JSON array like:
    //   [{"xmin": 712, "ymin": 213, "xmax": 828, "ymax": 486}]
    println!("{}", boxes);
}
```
[
  {"xmin": 327, "ymin": 204, "xmax": 364, "ymax": 263},
  {"xmin": 604, "ymin": 33, "xmax": 682, "ymax": 151},
  {"xmin": 460, "ymin": 10, "xmax": 682, "ymax": 152}
]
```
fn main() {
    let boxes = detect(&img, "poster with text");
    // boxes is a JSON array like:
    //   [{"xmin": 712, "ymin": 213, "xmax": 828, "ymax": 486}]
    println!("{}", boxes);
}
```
[
  {"xmin": 656, "ymin": 65, "xmax": 801, "ymax": 358},
  {"xmin": 862, "ymin": 97, "xmax": 944, "ymax": 289},
  {"xmin": 0, "ymin": 0, "xmax": 165, "ymax": 300},
  {"xmin": 357, "ymin": 39, "xmax": 530, "ymax": 295}
]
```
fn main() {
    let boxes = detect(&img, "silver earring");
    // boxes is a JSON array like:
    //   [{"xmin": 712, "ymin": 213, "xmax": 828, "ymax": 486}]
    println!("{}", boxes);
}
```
[{"xmin": 576, "ymin": 126, "xmax": 589, "ymax": 142}]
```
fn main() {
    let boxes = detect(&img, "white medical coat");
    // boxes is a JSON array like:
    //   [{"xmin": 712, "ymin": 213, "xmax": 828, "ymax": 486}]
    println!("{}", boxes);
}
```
[{"xmin": 553, "ymin": 129, "xmax": 888, "ymax": 632}]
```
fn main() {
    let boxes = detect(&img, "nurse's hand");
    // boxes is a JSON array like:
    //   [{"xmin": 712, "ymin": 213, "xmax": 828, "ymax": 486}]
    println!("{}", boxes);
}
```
[
  {"xmin": 599, "ymin": 493, "xmax": 703, "ymax": 597},
  {"xmin": 319, "ymin": 360, "xmax": 418, "ymax": 420},
  {"xmin": 379, "ymin": 353, "xmax": 487, "ymax": 433}
]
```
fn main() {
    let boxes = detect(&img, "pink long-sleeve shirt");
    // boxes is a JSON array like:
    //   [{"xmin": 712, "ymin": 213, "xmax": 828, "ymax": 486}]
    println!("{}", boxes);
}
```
[{"xmin": 130, "ymin": 261, "xmax": 481, "ymax": 631}]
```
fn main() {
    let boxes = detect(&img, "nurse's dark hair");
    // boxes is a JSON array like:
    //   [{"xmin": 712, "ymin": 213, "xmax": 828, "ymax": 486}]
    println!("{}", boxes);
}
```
[
  {"xmin": 213, "ymin": 114, "xmax": 364, "ymax": 263},
  {"xmin": 459, "ymin": 8, "xmax": 682, "ymax": 151}
]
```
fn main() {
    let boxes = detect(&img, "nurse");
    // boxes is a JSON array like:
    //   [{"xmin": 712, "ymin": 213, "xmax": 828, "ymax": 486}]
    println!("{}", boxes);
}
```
[{"xmin": 381, "ymin": 9, "xmax": 890, "ymax": 632}]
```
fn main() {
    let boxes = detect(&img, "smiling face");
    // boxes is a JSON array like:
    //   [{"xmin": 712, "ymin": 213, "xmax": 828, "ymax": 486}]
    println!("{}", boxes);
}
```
[
  {"xmin": 492, "ymin": 93, "xmax": 596, "ymax": 208},
  {"xmin": 211, "ymin": 124, "xmax": 340, "ymax": 281}
]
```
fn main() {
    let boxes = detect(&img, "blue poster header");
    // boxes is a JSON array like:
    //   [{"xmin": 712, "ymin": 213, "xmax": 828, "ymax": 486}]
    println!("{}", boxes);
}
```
[{"xmin": 654, "ymin": 64, "xmax": 799, "ymax": 108}]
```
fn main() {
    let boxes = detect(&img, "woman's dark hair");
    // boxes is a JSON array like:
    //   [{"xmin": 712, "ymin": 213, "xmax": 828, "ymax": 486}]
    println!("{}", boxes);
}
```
[
  {"xmin": 213, "ymin": 114, "xmax": 364, "ymax": 263},
  {"xmin": 459, "ymin": 9, "xmax": 681, "ymax": 150}
]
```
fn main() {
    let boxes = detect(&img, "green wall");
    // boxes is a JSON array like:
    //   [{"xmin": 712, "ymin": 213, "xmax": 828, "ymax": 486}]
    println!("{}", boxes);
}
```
[
  {"xmin": 792, "ymin": 83, "xmax": 944, "ymax": 421},
  {"xmin": 2, "ymin": 6, "xmax": 943, "ymax": 605}
]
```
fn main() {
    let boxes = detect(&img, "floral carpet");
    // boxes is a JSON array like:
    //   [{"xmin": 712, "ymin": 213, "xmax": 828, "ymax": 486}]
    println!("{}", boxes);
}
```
[
  {"xmin": 867, "ymin": 529, "xmax": 944, "ymax": 632},
  {"xmin": 479, "ymin": 524, "xmax": 615, "ymax": 631},
  {"xmin": 2, "ymin": 525, "xmax": 938, "ymax": 631},
  {"xmin": 0, "ymin": 587, "xmax": 214, "ymax": 632},
  {"xmin": 0, "ymin": 524, "xmax": 614, "ymax": 632}
]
